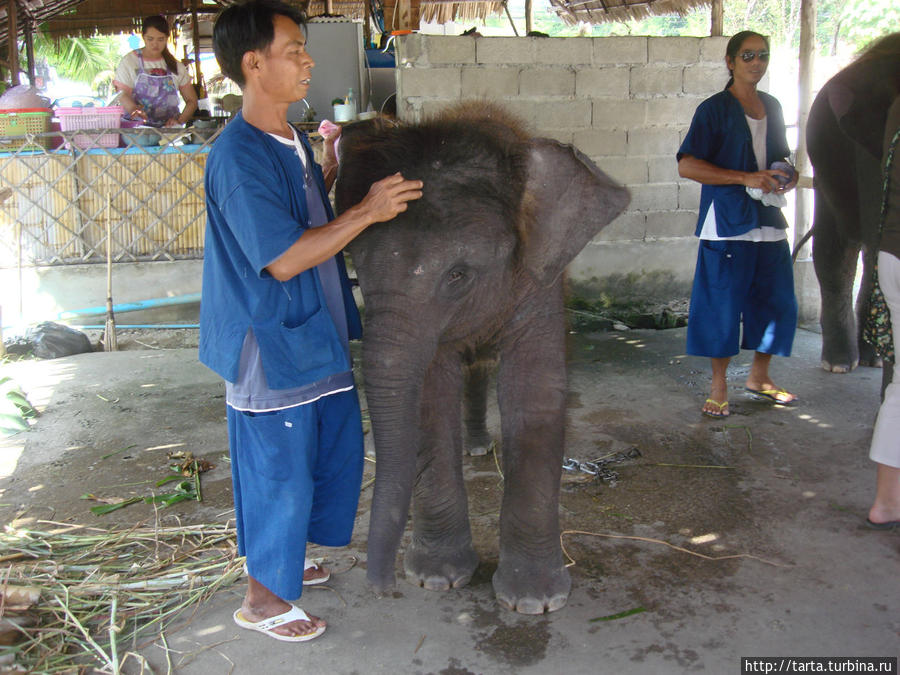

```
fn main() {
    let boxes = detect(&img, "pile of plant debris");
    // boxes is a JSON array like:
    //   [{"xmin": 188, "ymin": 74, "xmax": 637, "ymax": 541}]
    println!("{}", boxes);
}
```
[
  {"xmin": 566, "ymin": 297, "xmax": 689, "ymax": 332},
  {"xmin": 0, "ymin": 520, "xmax": 241, "ymax": 673}
]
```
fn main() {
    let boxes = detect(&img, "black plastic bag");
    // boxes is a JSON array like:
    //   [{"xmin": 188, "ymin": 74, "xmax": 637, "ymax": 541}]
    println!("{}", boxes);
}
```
[{"xmin": 26, "ymin": 322, "xmax": 93, "ymax": 359}]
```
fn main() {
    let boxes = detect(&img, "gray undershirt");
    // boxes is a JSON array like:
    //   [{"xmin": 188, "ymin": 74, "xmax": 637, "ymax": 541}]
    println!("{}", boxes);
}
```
[{"xmin": 225, "ymin": 129, "xmax": 353, "ymax": 412}]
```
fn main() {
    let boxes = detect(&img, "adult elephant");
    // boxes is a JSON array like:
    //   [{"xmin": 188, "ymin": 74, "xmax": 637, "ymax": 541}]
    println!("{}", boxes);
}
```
[
  {"xmin": 807, "ymin": 33, "xmax": 900, "ymax": 373},
  {"xmin": 335, "ymin": 102, "xmax": 630, "ymax": 614}
]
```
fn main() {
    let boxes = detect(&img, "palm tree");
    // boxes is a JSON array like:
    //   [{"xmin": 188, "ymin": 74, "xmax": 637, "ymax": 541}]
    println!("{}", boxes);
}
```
[{"xmin": 31, "ymin": 31, "xmax": 121, "ymax": 87}]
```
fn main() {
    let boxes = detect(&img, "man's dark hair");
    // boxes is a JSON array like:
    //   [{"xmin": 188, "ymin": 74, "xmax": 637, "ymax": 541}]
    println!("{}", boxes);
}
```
[{"xmin": 212, "ymin": 0, "xmax": 306, "ymax": 88}]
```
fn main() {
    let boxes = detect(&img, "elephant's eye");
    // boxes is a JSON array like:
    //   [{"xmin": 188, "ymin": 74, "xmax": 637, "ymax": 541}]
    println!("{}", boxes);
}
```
[
  {"xmin": 441, "ymin": 265, "xmax": 474, "ymax": 299},
  {"xmin": 448, "ymin": 267, "xmax": 467, "ymax": 283}
]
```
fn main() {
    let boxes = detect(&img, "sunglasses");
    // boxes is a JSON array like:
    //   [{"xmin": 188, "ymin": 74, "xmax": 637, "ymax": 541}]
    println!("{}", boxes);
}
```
[{"xmin": 740, "ymin": 50, "xmax": 770, "ymax": 63}]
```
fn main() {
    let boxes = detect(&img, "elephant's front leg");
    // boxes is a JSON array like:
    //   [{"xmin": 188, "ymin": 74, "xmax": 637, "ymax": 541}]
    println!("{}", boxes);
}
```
[
  {"xmin": 404, "ymin": 348, "xmax": 479, "ymax": 591},
  {"xmin": 493, "ymin": 297, "xmax": 571, "ymax": 614},
  {"xmin": 813, "ymin": 203, "xmax": 861, "ymax": 372}
]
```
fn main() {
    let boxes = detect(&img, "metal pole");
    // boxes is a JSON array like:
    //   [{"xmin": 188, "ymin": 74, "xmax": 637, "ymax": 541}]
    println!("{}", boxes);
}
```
[{"xmin": 16, "ymin": 221, "xmax": 23, "ymax": 320}]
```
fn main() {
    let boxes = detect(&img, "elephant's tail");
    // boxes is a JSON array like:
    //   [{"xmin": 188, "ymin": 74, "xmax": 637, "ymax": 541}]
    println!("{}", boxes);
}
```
[{"xmin": 792, "ymin": 226, "xmax": 815, "ymax": 263}]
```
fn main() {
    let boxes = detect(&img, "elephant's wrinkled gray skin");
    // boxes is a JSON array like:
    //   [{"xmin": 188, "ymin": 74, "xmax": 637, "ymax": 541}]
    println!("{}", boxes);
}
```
[
  {"xmin": 807, "ymin": 33, "xmax": 900, "ymax": 374},
  {"xmin": 335, "ymin": 103, "xmax": 630, "ymax": 614}
]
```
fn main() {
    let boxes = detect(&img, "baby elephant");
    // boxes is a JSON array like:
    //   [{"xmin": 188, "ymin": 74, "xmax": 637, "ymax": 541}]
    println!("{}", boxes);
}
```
[{"xmin": 335, "ymin": 102, "xmax": 630, "ymax": 613}]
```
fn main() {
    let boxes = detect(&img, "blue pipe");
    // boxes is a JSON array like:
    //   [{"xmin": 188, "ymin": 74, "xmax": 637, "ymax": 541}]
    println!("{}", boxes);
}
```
[
  {"xmin": 73, "ymin": 324, "xmax": 200, "ymax": 329},
  {"xmin": 57, "ymin": 293, "xmax": 201, "ymax": 319}
]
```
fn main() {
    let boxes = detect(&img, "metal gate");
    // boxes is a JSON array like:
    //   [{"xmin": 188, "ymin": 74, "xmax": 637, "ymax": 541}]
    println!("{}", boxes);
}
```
[{"xmin": 0, "ymin": 127, "xmax": 218, "ymax": 268}]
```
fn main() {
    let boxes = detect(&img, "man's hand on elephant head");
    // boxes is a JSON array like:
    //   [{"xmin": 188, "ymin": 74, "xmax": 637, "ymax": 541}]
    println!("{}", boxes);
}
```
[{"xmin": 361, "ymin": 172, "xmax": 424, "ymax": 224}]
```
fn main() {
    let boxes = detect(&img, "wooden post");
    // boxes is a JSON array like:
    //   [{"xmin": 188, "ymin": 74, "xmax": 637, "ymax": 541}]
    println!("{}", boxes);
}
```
[
  {"xmin": 395, "ymin": 0, "xmax": 411, "ymax": 30},
  {"xmin": 8, "ymin": 0, "xmax": 20, "ymax": 86},
  {"xmin": 794, "ymin": 0, "xmax": 817, "ymax": 260},
  {"xmin": 191, "ymin": 0, "xmax": 202, "ymax": 89},
  {"xmin": 503, "ymin": 0, "xmax": 519, "ymax": 37},
  {"xmin": 363, "ymin": 0, "xmax": 372, "ymax": 47},
  {"xmin": 710, "ymin": 0, "xmax": 723, "ymax": 37},
  {"xmin": 525, "ymin": 0, "xmax": 533, "ymax": 35},
  {"xmin": 24, "ymin": 20, "xmax": 35, "ymax": 86}
]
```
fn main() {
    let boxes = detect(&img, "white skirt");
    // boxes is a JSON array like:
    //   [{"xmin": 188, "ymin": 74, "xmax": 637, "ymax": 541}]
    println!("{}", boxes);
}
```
[{"xmin": 869, "ymin": 250, "xmax": 900, "ymax": 468}]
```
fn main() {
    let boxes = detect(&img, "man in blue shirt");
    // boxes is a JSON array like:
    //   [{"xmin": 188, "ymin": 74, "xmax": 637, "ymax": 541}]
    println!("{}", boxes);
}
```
[{"xmin": 201, "ymin": 0, "xmax": 422, "ymax": 642}]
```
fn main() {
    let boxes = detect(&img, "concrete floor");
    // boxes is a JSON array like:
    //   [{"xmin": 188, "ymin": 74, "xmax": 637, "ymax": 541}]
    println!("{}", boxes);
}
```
[{"xmin": 1, "ymin": 325, "xmax": 897, "ymax": 674}]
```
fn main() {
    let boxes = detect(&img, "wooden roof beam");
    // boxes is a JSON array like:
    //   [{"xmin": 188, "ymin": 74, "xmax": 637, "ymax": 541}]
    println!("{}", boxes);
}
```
[{"xmin": 7, "ymin": 0, "xmax": 19, "ymax": 85}]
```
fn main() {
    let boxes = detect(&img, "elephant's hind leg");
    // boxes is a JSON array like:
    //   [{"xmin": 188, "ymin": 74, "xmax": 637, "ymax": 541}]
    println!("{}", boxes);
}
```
[
  {"xmin": 463, "ymin": 354, "xmax": 495, "ymax": 456},
  {"xmin": 404, "ymin": 349, "xmax": 479, "ymax": 591},
  {"xmin": 813, "ymin": 205, "xmax": 861, "ymax": 373}
]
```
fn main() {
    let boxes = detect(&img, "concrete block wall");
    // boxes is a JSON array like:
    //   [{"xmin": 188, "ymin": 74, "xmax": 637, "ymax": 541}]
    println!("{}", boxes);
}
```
[{"xmin": 395, "ymin": 34, "xmax": 737, "ymax": 305}]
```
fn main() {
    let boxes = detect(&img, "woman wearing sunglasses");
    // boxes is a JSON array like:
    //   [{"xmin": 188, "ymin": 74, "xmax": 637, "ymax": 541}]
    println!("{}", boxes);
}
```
[{"xmin": 677, "ymin": 31, "xmax": 799, "ymax": 418}]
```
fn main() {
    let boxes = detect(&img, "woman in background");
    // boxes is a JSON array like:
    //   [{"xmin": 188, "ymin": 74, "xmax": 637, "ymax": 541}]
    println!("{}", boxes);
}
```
[
  {"xmin": 677, "ymin": 30, "xmax": 799, "ymax": 418},
  {"xmin": 113, "ymin": 15, "xmax": 198, "ymax": 127},
  {"xmin": 866, "ymin": 96, "xmax": 900, "ymax": 530}
]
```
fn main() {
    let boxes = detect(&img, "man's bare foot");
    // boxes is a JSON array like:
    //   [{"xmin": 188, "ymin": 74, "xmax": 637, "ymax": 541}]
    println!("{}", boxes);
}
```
[
  {"xmin": 304, "ymin": 562, "xmax": 330, "ymax": 584},
  {"xmin": 242, "ymin": 576, "xmax": 326, "ymax": 639},
  {"xmin": 237, "ymin": 600, "xmax": 326, "ymax": 640}
]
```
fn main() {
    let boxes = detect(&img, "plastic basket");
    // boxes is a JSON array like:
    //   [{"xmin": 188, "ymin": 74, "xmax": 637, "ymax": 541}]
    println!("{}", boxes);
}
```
[
  {"xmin": 56, "ymin": 106, "xmax": 124, "ymax": 149},
  {"xmin": 0, "ymin": 108, "xmax": 52, "ymax": 151}
]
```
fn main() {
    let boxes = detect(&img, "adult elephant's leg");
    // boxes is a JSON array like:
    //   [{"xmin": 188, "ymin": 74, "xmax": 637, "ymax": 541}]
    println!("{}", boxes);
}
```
[
  {"xmin": 463, "ymin": 355, "xmax": 494, "ymax": 456},
  {"xmin": 404, "ymin": 347, "xmax": 479, "ymax": 590},
  {"xmin": 493, "ymin": 285, "xmax": 571, "ymax": 614},
  {"xmin": 813, "ymin": 201, "xmax": 861, "ymax": 372}
]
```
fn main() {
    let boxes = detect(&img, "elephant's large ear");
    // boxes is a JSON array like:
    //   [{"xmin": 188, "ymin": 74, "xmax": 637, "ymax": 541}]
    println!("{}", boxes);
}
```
[{"xmin": 521, "ymin": 139, "xmax": 630, "ymax": 287}]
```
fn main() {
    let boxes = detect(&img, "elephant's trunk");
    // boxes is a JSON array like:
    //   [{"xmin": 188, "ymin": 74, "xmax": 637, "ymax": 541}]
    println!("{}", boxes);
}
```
[{"xmin": 361, "ymin": 325, "xmax": 435, "ymax": 593}]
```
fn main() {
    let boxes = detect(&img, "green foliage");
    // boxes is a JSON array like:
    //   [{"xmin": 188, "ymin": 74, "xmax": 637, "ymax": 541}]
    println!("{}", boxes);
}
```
[
  {"xmin": 31, "ymin": 31, "xmax": 122, "ymax": 86},
  {"xmin": 0, "ymin": 375, "xmax": 37, "ymax": 437},
  {"xmin": 838, "ymin": 0, "xmax": 900, "ymax": 52},
  {"xmin": 479, "ymin": 0, "xmax": 898, "ymax": 55}
]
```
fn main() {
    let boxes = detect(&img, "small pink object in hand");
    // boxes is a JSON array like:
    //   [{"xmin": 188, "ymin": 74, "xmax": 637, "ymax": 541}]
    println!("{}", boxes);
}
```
[
  {"xmin": 318, "ymin": 119, "xmax": 341, "ymax": 163},
  {"xmin": 318, "ymin": 119, "xmax": 340, "ymax": 138}
]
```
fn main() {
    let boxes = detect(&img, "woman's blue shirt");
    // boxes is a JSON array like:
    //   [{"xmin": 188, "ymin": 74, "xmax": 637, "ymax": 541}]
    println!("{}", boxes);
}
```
[{"xmin": 677, "ymin": 89, "xmax": 792, "ymax": 237}]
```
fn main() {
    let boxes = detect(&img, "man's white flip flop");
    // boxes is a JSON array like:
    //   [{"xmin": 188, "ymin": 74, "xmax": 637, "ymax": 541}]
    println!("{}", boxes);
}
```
[{"xmin": 233, "ymin": 604, "xmax": 326, "ymax": 642}]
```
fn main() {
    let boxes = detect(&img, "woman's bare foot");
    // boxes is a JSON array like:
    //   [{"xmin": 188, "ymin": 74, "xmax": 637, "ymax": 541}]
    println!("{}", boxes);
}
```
[
  {"xmin": 704, "ymin": 365, "xmax": 729, "ymax": 416},
  {"xmin": 243, "ymin": 576, "xmax": 326, "ymax": 639},
  {"xmin": 868, "ymin": 464, "xmax": 900, "ymax": 527},
  {"xmin": 745, "ymin": 380, "xmax": 796, "ymax": 403},
  {"xmin": 702, "ymin": 398, "xmax": 729, "ymax": 417}
]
